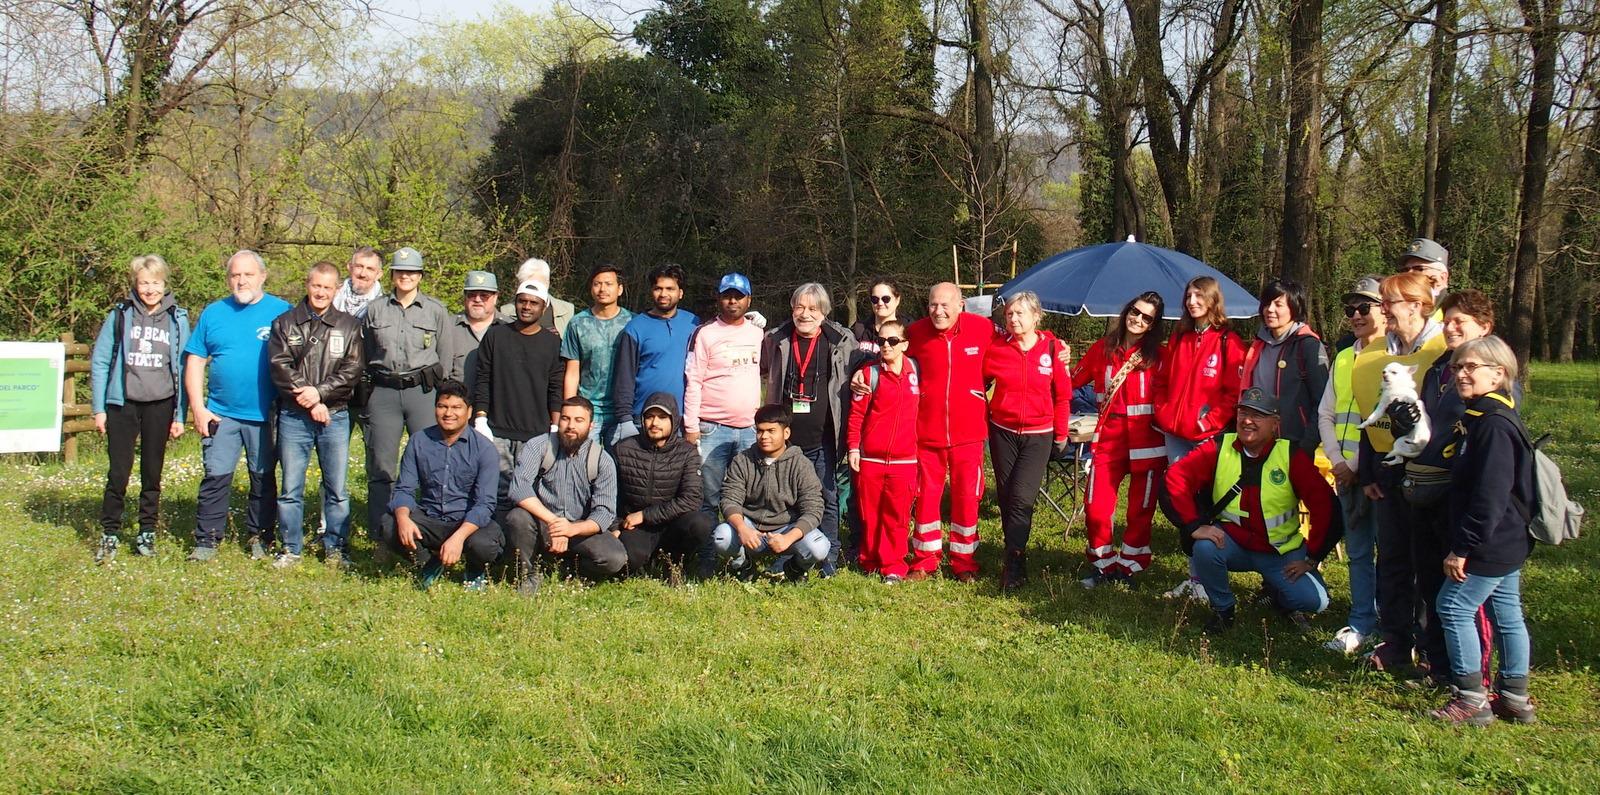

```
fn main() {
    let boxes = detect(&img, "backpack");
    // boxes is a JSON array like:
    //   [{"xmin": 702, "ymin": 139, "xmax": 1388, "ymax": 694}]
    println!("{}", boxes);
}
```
[
  {"xmin": 1509, "ymin": 427, "xmax": 1584, "ymax": 545},
  {"xmin": 866, "ymin": 358, "xmax": 919, "ymax": 391},
  {"xmin": 539, "ymin": 432, "xmax": 603, "ymax": 483}
]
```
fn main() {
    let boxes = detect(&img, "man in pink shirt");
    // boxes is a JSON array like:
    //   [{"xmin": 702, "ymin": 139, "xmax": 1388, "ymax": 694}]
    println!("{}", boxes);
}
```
[{"xmin": 684, "ymin": 273, "xmax": 765, "ymax": 516}]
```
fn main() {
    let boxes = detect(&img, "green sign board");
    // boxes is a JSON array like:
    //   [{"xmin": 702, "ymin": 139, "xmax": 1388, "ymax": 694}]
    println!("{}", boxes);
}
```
[{"xmin": 0, "ymin": 343, "xmax": 64, "ymax": 453}]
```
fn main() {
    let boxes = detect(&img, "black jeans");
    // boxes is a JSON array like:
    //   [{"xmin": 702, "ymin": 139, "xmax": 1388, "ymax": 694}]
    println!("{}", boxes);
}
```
[
  {"xmin": 502, "ymin": 507, "xmax": 627, "ymax": 581},
  {"xmin": 1374, "ymin": 468, "xmax": 1423, "ymax": 656},
  {"xmin": 1408, "ymin": 498, "xmax": 1452, "ymax": 671},
  {"xmin": 988, "ymin": 425, "xmax": 1053, "ymax": 551},
  {"xmin": 377, "ymin": 511, "xmax": 504, "ymax": 576},
  {"xmin": 618, "ymin": 511, "xmax": 714, "ymax": 573},
  {"xmin": 99, "ymin": 397, "xmax": 175, "ymax": 534}
]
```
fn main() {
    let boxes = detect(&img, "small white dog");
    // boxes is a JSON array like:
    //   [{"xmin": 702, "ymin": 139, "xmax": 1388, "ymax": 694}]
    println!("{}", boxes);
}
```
[{"xmin": 1358, "ymin": 362, "xmax": 1431, "ymax": 465}]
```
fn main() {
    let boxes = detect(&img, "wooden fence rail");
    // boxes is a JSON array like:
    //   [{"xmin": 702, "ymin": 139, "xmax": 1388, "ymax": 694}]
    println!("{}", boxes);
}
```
[{"xmin": 60, "ymin": 332, "xmax": 93, "ymax": 464}]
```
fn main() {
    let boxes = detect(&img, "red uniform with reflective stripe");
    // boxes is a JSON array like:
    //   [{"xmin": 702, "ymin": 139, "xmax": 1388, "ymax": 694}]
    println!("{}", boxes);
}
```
[
  {"xmin": 904, "ymin": 312, "xmax": 993, "ymax": 575},
  {"xmin": 985, "ymin": 331, "xmax": 1071, "ymax": 441},
  {"xmin": 1072, "ymin": 338, "xmax": 1166, "ymax": 576}
]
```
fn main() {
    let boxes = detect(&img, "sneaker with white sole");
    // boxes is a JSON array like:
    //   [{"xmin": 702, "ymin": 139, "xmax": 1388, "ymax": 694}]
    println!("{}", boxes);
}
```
[
  {"xmin": 94, "ymin": 534, "xmax": 118, "ymax": 564},
  {"xmin": 1163, "ymin": 578, "xmax": 1210, "ymax": 603},
  {"xmin": 134, "ymin": 531, "xmax": 156, "ymax": 557},
  {"xmin": 1323, "ymin": 626, "xmax": 1370, "ymax": 655},
  {"xmin": 272, "ymin": 553, "xmax": 302, "ymax": 569}
]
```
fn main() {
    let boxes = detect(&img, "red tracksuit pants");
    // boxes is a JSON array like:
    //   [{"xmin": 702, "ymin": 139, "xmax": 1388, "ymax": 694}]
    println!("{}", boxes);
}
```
[
  {"xmin": 911, "ymin": 441, "xmax": 985, "ymax": 575},
  {"xmin": 856, "ymin": 461, "xmax": 917, "ymax": 577},
  {"xmin": 1084, "ymin": 450, "xmax": 1161, "ymax": 577}
]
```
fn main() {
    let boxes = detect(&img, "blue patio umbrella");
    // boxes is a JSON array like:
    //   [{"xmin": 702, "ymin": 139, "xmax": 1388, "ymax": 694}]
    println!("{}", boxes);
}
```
[{"xmin": 998, "ymin": 237, "xmax": 1258, "ymax": 319}]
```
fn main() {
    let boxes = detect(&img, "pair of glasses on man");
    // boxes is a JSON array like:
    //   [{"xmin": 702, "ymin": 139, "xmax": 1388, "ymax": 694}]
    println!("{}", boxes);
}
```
[
  {"xmin": 1343, "ymin": 303, "xmax": 1376, "ymax": 318},
  {"xmin": 869, "ymin": 294, "xmax": 895, "ymax": 305}
]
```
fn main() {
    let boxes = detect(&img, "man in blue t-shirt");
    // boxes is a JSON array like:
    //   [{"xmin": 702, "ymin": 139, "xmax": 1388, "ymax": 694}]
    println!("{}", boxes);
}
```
[
  {"xmin": 610, "ymin": 264, "xmax": 696, "ymax": 443},
  {"xmin": 183, "ymin": 249, "xmax": 293, "ymax": 561}
]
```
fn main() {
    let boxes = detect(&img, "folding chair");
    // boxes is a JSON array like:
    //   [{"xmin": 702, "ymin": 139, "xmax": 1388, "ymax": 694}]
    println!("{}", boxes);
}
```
[{"xmin": 1039, "ymin": 413, "xmax": 1096, "ymax": 542}]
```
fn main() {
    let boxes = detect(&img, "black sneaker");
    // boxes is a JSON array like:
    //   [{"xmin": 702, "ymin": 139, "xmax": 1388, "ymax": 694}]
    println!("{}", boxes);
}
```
[
  {"xmin": 94, "ymin": 534, "xmax": 118, "ymax": 563},
  {"xmin": 1204, "ymin": 607, "xmax": 1237, "ymax": 635},
  {"xmin": 134, "ymin": 531, "xmax": 156, "ymax": 557},
  {"xmin": 999, "ymin": 548, "xmax": 1028, "ymax": 592}
]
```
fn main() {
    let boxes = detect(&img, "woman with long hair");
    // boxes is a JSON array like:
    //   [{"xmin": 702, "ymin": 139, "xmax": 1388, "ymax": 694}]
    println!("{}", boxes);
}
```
[
  {"xmin": 850, "ymin": 278, "xmax": 907, "ymax": 356},
  {"xmin": 1073, "ymin": 291, "xmax": 1167, "ymax": 587},
  {"xmin": 1154, "ymin": 276, "xmax": 1246, "ymax": 601}
]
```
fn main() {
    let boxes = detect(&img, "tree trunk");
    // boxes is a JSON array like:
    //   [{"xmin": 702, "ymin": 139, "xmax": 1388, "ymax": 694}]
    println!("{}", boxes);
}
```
[
  {"xmin": 1507, "ymin": 0, "xmax": 1558, "ymax": 371},
  {"xmin": 1126, "ymin": 0, "xmax": 1193, "ymax": 251},
  {"xmin": 1194, "ymin": 0, "xmax": 1242, "ymax": 260},
  {"xmin": 1419, "ymin": 0, "xmax": 1457, "ymax": 240},
  {"xmin": 1281, "ymin": 0, "xmax": 1324, "ymax": 289}
]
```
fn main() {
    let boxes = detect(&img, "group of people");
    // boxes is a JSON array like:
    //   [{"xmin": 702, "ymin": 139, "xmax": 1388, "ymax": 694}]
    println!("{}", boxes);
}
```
[{"xmin": 87, "ymin": 237, "xmax": 1539, "ymax": 725}]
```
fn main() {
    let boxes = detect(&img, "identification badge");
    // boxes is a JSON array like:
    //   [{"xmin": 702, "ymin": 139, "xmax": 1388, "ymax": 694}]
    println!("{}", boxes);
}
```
[{"xmin": 792, "ymin": 401, "xmax": 812, "ymax": 414}]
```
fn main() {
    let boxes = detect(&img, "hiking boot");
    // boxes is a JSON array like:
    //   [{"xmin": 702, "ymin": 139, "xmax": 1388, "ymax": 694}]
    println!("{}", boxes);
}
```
[
  {"xmin": 1493, "ymin": 676, "xmax": 1537, "ymax": 724},
  {"xmin": 1323, "ymin": 626, "xmax": 1370, "ymax": 655},
  {"xmin": 1363, "ymin": 642, "xmax": 1415, "ymax": 674},
  {"xmin": 1204, "ymin": 607, "xmax": 1236, "ymax": 635},
  {"xmin": 187, "ymin": 546, "xmax": 218, "ymax": 563},
  {"xmin": 134, "ymin": 531, "xmax": 157, "ymax": 557},
  {"xmin": 417, "ymin": 559, "xmax": 445, "ymax": 591},
  {"xmin": 324, "ymin": 548, "xmax": 352, "ymax": 571},
  {"xmin": 1429, "ymin": 677, "xmax": 1493, "ymax": 727},
  {"xmin": 94, "ymin": 534, "xmax": 118, "ymax": 564},
  {"xmin": 1080, "ymin": 570, "xmax": 1111, "ymax": 589},
  {"xmin": 272, "ymin": 553, "xmax": 302, "ymax": 570},
  {"xmin": 516, "ymin": 571, "xmax": 543, "ymax": 597},
  {"xmin": 1163, "ymin": 578, "xmax": 1210, "ymax": 603},
  {"xmin": 999, "ymin": 548, "xmax": 1028, "ymax": 592},
  {"xmin": 462, "ymin": 572, "xmax": 489, "ymax": 593},
  {"xmin": 248, "ymin": 536, "xmax": 268, "ymax": 561}
]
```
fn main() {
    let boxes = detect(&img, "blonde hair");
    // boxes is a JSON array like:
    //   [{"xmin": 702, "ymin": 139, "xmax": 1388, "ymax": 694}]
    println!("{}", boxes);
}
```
[
  {"xmin": 1379, "ymin": 271, "xmax": 1435, "ymax": 316},
  {"xmin": 1178, "ymin": 276, "xmax": 1229, "ymax": 334},
  {"xmin": 128, "ymin": 254, "xmax": 169, "ymax": 287},
  {"xmin": 1452, "ymin": 335, "xmax": 1518, "ymax": 383}
]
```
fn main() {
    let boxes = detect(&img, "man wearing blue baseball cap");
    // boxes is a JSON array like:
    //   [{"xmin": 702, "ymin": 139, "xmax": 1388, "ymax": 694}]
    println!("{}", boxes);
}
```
[{"xmin": 683, "ymin": 273, "xmax": 765, "ymax": 544}]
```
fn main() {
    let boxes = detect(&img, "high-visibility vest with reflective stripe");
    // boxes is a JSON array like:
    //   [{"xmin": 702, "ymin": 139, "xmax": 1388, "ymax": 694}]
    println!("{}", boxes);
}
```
[
  {"xmin": 1330, "ymin": 345, "xmax": 1362, "ymax": 462},
  {"xmin": 1352, "ymin": 333, "xmax": 1446, "ymax": 452},
  {"xmin": 1212, "ymin": 433, "xmax": 1303, "ymax": 554}
]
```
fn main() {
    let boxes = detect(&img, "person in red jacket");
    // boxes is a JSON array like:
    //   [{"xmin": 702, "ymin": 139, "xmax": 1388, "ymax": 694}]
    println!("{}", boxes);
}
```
[
  {"xmin": 1154, "ymin": 275, "xmax": 1246, "ymax": 602},
  {"xmin": 846, "ymin": 319, "xmax": 920, "ymax": 582},
  {"xmin": 1073, "ymin": 291, "xmax": 1167, "ymax": 588},
  {"xmin": 899, "ymin": 282, "xmax": 993, "ymax": 581},
  {"xmin": 985, "ymin": 292, "xmax": 1072, "ymax": 590}
]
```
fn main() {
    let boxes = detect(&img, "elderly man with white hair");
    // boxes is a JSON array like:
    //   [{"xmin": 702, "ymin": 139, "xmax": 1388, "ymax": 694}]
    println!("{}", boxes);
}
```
[{"xmin": 500, "ymin": 257, "xmax": 576, "ymax": 336}]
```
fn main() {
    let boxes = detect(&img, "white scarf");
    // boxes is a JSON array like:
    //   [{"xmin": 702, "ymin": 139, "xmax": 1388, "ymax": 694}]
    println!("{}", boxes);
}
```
[{"xmin": 333, "ymin": 278, "xmax": 383, "ymax": 318}]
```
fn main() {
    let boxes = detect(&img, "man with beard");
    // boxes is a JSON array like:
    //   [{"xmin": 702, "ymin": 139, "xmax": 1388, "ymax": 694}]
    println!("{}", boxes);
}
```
[
  {"xmin": 472, "ymin": 280, "xmax": 565, "ymax": 512},
  {"xmin": 612, "ymin": 392, "xmax": 713, "ymax": 576},
  {"xmin": 445, "ymin": 270, "xmax": 507, "ymax": 386},
  {"xmin": 561, "ymin": 264, "xmax": 633, "ymax": 445},
  {"xmin": 611, "ymin": 264, "xmax": 696, "ymax": 443},
  {"xmin": 332, "ymin": 246, "xmax": 384, "ymax": 319},
  {"xmin": 184, "ymin": 249, "xmax": 292, "ymax": 561},
  {"xmin": 502, "ymin": 397, "xmax": 621, "ymax": 595}
]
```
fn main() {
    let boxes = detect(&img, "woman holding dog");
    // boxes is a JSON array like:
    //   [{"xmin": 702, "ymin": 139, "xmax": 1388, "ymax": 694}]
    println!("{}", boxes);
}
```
[{"xmin": 1358, "ymin": 270, "xmax": 1447, "ymax": 676}]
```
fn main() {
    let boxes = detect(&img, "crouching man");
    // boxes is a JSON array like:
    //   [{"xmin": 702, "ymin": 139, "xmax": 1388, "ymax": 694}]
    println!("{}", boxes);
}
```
[
  {"xmin": 380, "ymin": 379, "xmax": 505, "ymax": 591},
  {"xmin": 1164, "ymin": 387, "xmax": 1343, "ymax": 634},
  {"xmin": 503, "ymin": 397, "xmax": 621, "ymax": 595},
  {"xmin": 711, "ymin": 404, "xmax": 829, "ymax": 580},
  {"xmin": 613, "ymin": 392, "xmax": 714, "ymax": 576}
]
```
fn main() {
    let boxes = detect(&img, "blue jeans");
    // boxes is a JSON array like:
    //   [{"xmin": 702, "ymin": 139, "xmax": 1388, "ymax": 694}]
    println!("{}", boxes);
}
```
[
  {"xmin": 1339, "ymin": 488, "xmax": 1379, "ymax": 635},
  {"xmin": 277, "ymin": 408, "xmax": 351, "ymax": 554},
  {"xmin": 803, "ymin": 445, "xmax": 841, "ymax": 575},
  {"xmin": 195, "ymin": 414, "xmax": 277, "ymax": 548},
  {"xmin": 696, "ymin": 420, "xmax": 755, "ymax": 516},
  {"xmin": 1437, "ymin": 569, "xmax": 1529, "ymax": 679},
  {"xmin": 1192, "ymin": 534, "xmax": 1330, "ymax": 614}
]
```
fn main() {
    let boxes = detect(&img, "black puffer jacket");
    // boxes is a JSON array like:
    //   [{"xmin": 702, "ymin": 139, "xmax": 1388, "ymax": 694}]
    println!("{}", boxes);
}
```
[{"xmin": 613, "ymin": 392, "xmax": 702, "ymax": 524}]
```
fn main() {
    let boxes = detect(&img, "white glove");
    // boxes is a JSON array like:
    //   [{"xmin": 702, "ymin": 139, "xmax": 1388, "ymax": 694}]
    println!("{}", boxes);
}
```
[
  {"xmin": 745, "ymin": 310, "xmax": 767, "ymax": 330},
  {"xmin": 473, "ymin": 417, "xmax": 495, "ymax": 441}
]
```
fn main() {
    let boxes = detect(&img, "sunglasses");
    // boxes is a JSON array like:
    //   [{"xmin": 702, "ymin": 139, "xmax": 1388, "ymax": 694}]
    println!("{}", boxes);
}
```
[
  {"xmin": 869, "ymin": 294, "xmax": 895, "ymax": 305},
  {"xmin": 1127, "ymin": 308, "xmax": 1156, "ymax": 324},
  {"xmin": 1342, "ymin": 303, "xmax": 1376, "ymax": 318},
  {"xmin": 880, "ymin": 336, "xmax": 907, "ymax": 348}
]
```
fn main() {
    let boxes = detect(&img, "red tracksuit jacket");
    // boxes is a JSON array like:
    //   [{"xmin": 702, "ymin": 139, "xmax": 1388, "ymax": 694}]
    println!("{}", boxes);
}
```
[
  {"xmin": 1071, "ymin": 338, "xmax": 1165, "ymax": 471},
  {"xmin": 905, "ymin": 313, "xmax": 993, "ymax": 449},
  {"xmin": 846, "ymin": 359, "xmax": 921, "ymax": 464},
  {"xmin": 985, "ymin": 331, "xmax": 1071, "ymax": 443},
  {"xmin": 1153, "ymin": 326, "xmax": 1246, "ymax": 442}
]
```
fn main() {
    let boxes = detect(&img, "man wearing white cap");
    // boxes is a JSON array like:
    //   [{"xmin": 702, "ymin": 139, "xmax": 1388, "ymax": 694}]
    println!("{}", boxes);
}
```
[
  {"xmin": 472, "ymin": 279, "xmax": 565, "ymax": 511},
  {"xmin": 501, "ymin": 257, "xmax": 576, "ymax": 336}
]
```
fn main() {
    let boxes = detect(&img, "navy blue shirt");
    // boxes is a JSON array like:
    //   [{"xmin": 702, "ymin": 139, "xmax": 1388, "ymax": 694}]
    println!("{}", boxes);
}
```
[{"xmin": 389, "ymin": 425, "xmax": 499, "ymax": 529}]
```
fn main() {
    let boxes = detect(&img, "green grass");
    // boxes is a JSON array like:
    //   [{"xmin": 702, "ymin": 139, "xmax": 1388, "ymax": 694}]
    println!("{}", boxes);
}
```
[{"xmin": 3, "ymin": 363, "xmax": 1598, "ymax": 792}]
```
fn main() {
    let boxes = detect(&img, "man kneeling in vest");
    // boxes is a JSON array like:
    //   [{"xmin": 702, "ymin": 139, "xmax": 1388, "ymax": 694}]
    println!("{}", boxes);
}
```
[
  {"xmin": 502, "ymin": 396, "xmax": 620, "ymax": 596},
  {"xmin": 710, "ymin": 404, "xmax": 830, "ymax": 580},
  {"xmin": 1164, "ymin": 387, "xmax": 1343, "ymax": 634}
]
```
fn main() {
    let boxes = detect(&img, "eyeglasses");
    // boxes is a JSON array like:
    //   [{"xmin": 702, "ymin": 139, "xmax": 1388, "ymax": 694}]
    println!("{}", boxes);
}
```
[
  {"xmin": 1343, "ymin": 303, "xmax": 1376, "ymax": 318},
  {"xmin": 869, "ymin": 294, "xmax": 895, "ymax": 305},
  {"xmin": 880, "ymin": 336, "xmax": 906, "ymax": 348},
  {"xmin": 1455, "ymin": 361, "xmax": 1503, "ymax": 375},
  {"xmin": 1127, "ymin": 309, "xmax": 1155, "ymax": 325},
  {"xmin": 1381, "ymin": 298, "xmax": 1415, "ymax": 307}
]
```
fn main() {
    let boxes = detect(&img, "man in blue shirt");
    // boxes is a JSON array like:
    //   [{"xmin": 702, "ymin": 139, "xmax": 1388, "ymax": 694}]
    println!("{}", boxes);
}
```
[
  {"xmin": 184, "ymin": 249, "xmax": 293, "ymax": 561},
  {"xmin": 381, "ymin": 379, "xmax": 504, "ymax": 591},
  {"xmin": 611, "ymin": 264, "xmax": 696, "ymax": 443}
]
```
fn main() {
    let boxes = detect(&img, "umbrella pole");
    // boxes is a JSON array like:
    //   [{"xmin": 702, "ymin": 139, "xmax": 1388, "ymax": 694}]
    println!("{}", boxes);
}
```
[{"xmin": 952, "ymin": 244, "xmax": 960, "ymax": 285}]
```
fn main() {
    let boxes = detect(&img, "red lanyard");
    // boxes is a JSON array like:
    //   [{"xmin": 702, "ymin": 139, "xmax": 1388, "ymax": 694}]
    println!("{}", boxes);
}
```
[{"xmin": 792, "ymin": 333, "xmax": 820, "ymax": 397}]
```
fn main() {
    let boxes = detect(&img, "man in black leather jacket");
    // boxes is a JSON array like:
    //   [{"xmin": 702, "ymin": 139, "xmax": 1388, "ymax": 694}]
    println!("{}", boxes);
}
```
[
  {"xmin": 611, "ymin": 392, "xmax": 713, "ymax": 578},
  {"xmin": 268, "ymin": 261, "xmax": 365, "ymax": 567}
]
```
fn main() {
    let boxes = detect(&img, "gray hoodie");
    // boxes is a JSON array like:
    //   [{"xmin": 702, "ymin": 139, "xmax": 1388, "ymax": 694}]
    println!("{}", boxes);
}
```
[{"xmin": 720, "ymin": 443, "xmax": 824, "ymax": 533}]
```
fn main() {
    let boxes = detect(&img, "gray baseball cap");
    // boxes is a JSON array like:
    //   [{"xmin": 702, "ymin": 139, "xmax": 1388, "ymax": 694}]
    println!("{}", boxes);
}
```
[
  {"xmin": 1237, "ymin": 387, "xmax": 1279, "ymax": 417},
  {"xmin": 1399, "ymin": 238, "xmax": 1448, "ymax": 269},
  {"xmin": 463, "ymin": 270, "xmax": 498, "ymax": 293},
  {"xmin": 391, "ymin": 247, "xmax": 425, "ymax": 272},
  {"xmin": 1341, "ymin": 276, "xmax": 1382, "ymax": 304}
]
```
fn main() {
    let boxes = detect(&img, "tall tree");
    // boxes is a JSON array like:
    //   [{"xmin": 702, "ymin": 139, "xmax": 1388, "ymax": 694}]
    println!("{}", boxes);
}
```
[
  {"xmin": 1506, "ymin": 0, "xmax": 1561, "ymax": 370},
  {"xmin": 1280, "ymin": 0, "xmax": 1324, "ymax": 288}
]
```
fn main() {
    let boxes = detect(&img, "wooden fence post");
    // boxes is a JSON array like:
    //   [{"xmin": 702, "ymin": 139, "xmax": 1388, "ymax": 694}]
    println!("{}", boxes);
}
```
[{"xmin": 59, "ymin": 332, "xmax": 93, "ymax": 464}]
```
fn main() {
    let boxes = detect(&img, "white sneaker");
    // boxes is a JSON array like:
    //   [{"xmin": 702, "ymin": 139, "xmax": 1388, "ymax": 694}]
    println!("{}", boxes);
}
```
[
  {"xmin": 1163, "ymin": 579, "xmax": 1210, "ymax": 604},
  {"xmin": 272, "ymin": 553, "xmax": 302, "ymax": 570},
  {"xmin": 1323, "ymin": 626, "xmax": 1369, "ymax": 655}
]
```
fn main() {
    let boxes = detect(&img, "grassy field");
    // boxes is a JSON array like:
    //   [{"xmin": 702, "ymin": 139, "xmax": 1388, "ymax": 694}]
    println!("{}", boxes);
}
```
[{"xmin": 3, "ymin": 363, "xmax": 1598, "ymax": 793}]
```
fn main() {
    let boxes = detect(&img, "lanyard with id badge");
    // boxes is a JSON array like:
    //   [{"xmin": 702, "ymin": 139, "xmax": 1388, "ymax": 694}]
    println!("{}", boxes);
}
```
[{"xmin": 790, "ymin": 333, "xmax": 821, "ymax": 414}]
